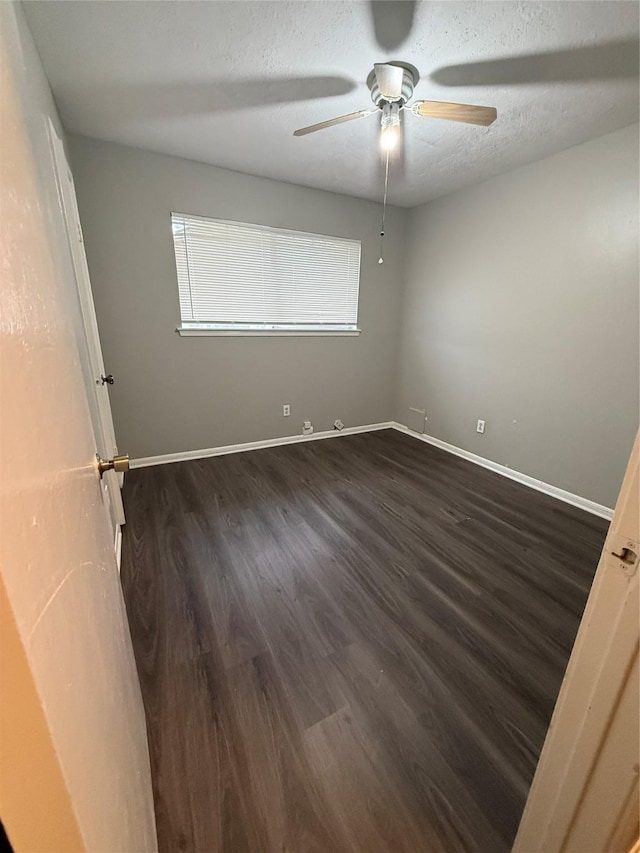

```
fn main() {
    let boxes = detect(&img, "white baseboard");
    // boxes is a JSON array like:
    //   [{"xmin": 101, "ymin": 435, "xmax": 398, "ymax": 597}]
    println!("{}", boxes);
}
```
[
  {"xmin": 390, "ymin": 422, "xmax": 614, "ymax": 521},
  {"xmin": 131, "ymin": 422, "xmax": 395, "ymax": 469},
  {"xmin": 130, "ymin": 419, "xmax": 613, "ymax": 521}
]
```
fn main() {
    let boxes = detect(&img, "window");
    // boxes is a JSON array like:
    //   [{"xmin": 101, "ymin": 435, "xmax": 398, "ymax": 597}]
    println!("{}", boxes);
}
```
[{"xmin": 171, "ymin": 213, "xmax": 362, "ymax": 336}]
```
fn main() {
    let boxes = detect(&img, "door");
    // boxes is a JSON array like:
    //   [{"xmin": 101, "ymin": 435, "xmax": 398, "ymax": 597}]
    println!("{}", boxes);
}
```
[
  {"xmin": 513, "ymin": 432, "xmax": 639, "ymax": 852},
  {"xmin": 47, "ymin": 120, "xmax": 125, "ymax": 552},
  {"xmin": 0, "ymin": 3, "xmax": 156, "ymax": 846}
]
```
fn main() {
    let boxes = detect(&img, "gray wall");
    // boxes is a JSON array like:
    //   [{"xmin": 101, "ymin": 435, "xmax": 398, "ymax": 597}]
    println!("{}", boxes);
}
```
[
  {"xmin": 70, "ymin": 135, "xmax": 406, "ymax": 459},
  {"xmin": 71, "ymin": 126, "xmax": 639, "ymax": 506},
  {"xmin": 395, "ymin": 123, "xmax": 639, "ymax": 508}
]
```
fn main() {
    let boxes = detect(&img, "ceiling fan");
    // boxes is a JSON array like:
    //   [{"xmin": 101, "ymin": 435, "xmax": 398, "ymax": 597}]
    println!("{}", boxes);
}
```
[{"xmin": 293, "ymin": 61, "xmax": 497, "ymax": 150}]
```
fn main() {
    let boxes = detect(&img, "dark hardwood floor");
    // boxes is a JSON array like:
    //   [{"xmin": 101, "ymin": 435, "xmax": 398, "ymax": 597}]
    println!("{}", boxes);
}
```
[{"xmin": 120, "ymin": 428, "xmax": 608, "ymax": 853}]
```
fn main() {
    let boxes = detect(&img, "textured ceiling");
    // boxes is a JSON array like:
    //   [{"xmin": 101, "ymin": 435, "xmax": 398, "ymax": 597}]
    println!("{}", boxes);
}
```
[{"xmin": 23, "ymin": 0, "xmax": 639, "ymax": 207}]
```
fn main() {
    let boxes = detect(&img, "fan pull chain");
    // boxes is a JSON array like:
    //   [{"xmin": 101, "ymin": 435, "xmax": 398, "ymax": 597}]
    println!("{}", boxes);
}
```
[{"xmin": 378, "ymin": 149, "xmax": 390, "ymax": 265}]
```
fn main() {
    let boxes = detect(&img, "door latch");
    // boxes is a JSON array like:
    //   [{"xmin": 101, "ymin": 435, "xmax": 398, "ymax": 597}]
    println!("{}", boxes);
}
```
[
  {"xmin": 100, "ymin": 374, "xmax": 115, "ymax": 385},
  {"xmin": 612, "ymin": 545, "xmax": 638, "ymax": 564},
  {"xmin": 609, "ymin": 535, "xmax": 639, "ymax": 576}
]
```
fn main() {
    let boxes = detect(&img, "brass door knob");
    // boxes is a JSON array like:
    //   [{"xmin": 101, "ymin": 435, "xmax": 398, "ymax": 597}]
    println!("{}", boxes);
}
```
[{"xmin": 97, "ymin": 453, "xmax": 130, "ymax": 478}]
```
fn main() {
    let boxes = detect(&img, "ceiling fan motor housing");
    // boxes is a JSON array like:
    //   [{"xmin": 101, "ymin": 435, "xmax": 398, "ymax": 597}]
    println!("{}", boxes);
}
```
[{"xmin": 368, "ymin": 64, "xmax": 416, "ymax": 107}]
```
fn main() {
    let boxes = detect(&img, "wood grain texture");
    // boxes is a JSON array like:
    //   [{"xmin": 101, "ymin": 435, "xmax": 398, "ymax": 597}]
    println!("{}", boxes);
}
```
[
  {"xmin": 413, "ymin": 100, "xmax": 497, "ymax": 125},
  {"xmin": 120, "ymin": 429, "xmax": 608, "ymax": 853}
]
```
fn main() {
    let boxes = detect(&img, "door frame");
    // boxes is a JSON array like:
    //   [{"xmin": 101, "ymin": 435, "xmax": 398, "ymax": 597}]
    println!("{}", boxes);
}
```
[
  {"xmin": 47, "ymin": 120, "xmax": 125, "ymax": 545},
  {"xmin": 513, "ymin": 432, "xmax": 639, "ymax": 851}
]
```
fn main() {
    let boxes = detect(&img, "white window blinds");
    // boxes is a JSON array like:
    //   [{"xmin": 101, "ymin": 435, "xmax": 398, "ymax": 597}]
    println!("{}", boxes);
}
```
[{"xmin": 171, "ymin": 213, "xmax": 361, "ymax": 332}]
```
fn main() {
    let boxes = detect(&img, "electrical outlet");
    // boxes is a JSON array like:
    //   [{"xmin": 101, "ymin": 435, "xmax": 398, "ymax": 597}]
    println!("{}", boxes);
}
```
[
  {"xmin": 477, "ymin": 419, "xmax": 485, "ymax": 434},
  {"xmin": 283, "ymin": 404, "xmax": 290, "ymax": 417}
]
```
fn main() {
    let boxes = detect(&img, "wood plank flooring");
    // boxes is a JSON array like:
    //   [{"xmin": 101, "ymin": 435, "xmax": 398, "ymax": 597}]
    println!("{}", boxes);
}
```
[{"xmin": 120, "ymin": 429, "xmax": 608, "ymax": 853}]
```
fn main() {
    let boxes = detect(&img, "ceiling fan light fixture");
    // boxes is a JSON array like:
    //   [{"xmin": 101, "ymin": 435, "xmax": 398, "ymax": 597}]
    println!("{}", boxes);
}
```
[
  {"xmin": 380, "ymin": 124, "xmax": 399, "ymax": 151},
  {"xmin": 380, "ymin": 102, "xmax": 400, "ymax": 150}
]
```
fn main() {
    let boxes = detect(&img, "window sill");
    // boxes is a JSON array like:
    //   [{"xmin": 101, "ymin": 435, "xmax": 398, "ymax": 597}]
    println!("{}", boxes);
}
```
[{"xmin": 176, "ymin": 326, "xmax": 361, "ymax": 337}]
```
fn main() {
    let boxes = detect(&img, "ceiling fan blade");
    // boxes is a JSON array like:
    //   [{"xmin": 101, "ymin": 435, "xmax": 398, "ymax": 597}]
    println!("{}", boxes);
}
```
[
  {"xmin": 293, "ymin": 109, "xmax": 376, "ymax": 136},
  {"xmin": 85, "ymin": 76, "xmax": 357, "ymax": 122},
  {"xmin": 374, "ymin": 63, "xmax": 404, "ymax": 100},
  {"xmin": 412, "ymin": 101, "xmax": 497, "ymax": 126},
  {"xmin": 430, "ymin": 39, "xmax": 639, "ymax": 86},
  {"xmin": 369, "ymin": 1, "xmax": 416, "ymax": 50}
]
